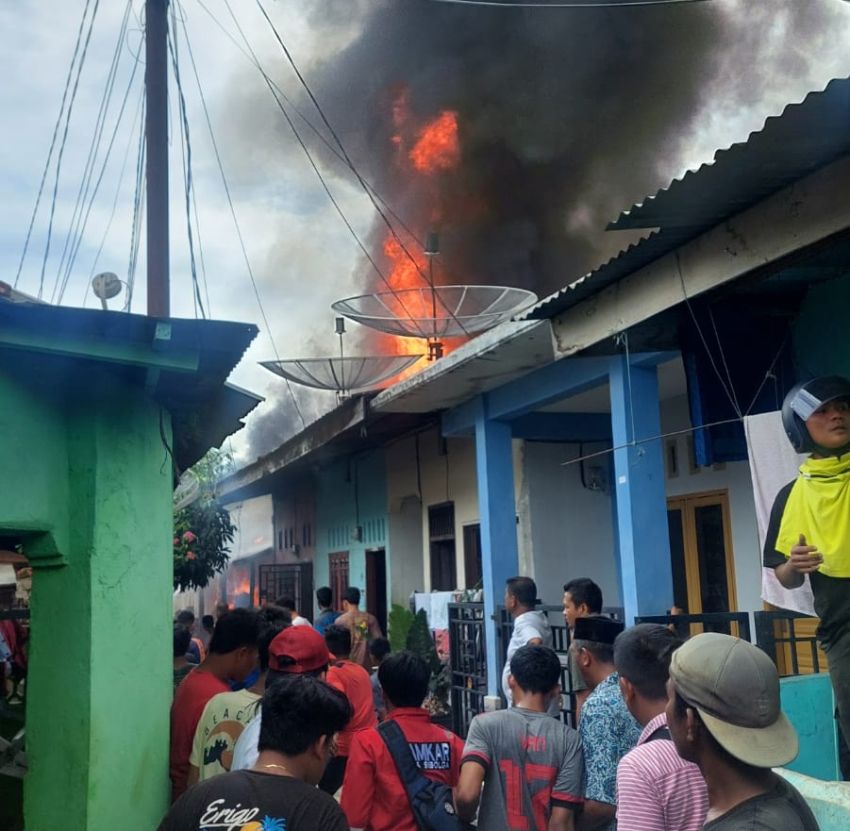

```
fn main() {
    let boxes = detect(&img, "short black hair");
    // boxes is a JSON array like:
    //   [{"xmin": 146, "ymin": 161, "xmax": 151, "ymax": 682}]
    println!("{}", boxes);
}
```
[
  {"xmin": 343, "ymin": 586, "xmax": 361, "ymax": 606},
  {"xmin": 369, "ymin": 637, "xmax": 391, "ymax": 661},
  {"xmin": 173, "ymin": 625, "xmax": 191, "ymax": 658},
  {"xmin": 316, "ymin": 586, "xmax": 333, "ymax": 608},
  {"xmin": 258, "ymin": 675, "xmax": 352, "ymax": 755},
  {"xmin": 506, "ymin": 576, "xmax": 537, "ymax": 607},
  {"xmin": 275, "ymin": 596, "xmax": 296, "ymax": 611},
  {"xmin": 325, "ymin": 624, "xmax": 352, "ymax": 658},
  {"xmin": 258, "ymin": 623, "xmax": 287, "ymax": 673},
  {"xmin": 563, "ymin": 578, "xmax": 603, "ymax": 614},
  {"xmin": 614, "ymin": 624, "xmax": 683, "ymax": 701},
  {"xmin": 378, "ymin": 651, "xmax": 431, "ymax": 708},
  {"xmin": 209, "ymin": 609, "xmax": 262, "ymax": 655},
  {"xmin": 201, "ymin": 614, "xmax": 215, "ymax": 630},
  {"xmin": 176, "ymin": 609, "xmax": 195, "ymax": 625},
  {"xmin": 259, "ymin": 605, "xmax": 293, "ymax": 627},
  {"xmin": 509, "ymin": 645, "xmax": 561, "ymax": 694}
]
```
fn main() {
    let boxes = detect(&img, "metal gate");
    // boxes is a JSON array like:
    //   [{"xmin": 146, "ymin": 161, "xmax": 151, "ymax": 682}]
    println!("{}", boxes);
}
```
[
  {"xmin": 448, "ymin": 603, "xmax": 487, "ymax": 737},
  {"xmin": 258, "ymin": 563, "xmax": 313, "ymax": 621}
]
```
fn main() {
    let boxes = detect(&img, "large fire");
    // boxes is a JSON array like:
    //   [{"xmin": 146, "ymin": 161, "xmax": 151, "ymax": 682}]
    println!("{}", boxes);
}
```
[
  {"xmin": 381, "ymin": 97, "xmax": 463, "ymax": 375},
  {"xmin": 409, "ymin": 111, "xmax": 460, "ymax": 174}
]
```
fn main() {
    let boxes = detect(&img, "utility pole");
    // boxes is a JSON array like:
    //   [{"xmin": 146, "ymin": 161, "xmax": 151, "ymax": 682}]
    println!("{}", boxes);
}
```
[{"xmin": 145, "ymin": 0, "xmax": 170, "ymax": 317}]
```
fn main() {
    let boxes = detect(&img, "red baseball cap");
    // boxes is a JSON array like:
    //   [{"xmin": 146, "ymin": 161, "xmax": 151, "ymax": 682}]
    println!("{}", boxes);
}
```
[{"xmin": 268, "ymin": 626, "xmax": 330, "ymax": 674}]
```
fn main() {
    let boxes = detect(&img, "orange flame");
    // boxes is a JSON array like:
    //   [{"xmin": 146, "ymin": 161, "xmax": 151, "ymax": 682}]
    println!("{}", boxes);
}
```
[
  {"xmin": 377, "ymin": 102, "xmax": 464, "ymax": 377},
  {"xmin": 409, "ymin": 111, "xmax": 460, "ymax": 173}
]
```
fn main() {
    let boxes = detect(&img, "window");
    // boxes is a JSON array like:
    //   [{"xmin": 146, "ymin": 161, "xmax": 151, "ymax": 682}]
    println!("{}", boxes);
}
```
[
  {"xmin": 463, "ymin": 524, "xmax": 483, "ymax": 590},
  {"xmin": 429, "ymin": 502, "xmax": 456, "ymax": 591},
  {"xmin": 329, "ymin": 551, "xmax": 350, "ymax": 611}
]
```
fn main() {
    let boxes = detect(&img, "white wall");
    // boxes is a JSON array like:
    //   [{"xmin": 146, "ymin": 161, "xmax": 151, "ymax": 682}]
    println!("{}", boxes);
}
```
[
  {"xmin": 660, "ymin": 395, "xmax": 763, "ymax": 612},
  {"xmin": 386, "ymin": 426, "xmax": 531, "ymax": 592},
  {"xmin": 521, "ymin": 441, "xmax": 621, "ymax": 607}
]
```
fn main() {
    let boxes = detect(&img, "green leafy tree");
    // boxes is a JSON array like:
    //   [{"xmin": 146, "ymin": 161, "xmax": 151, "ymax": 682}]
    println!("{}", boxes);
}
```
[
  {"xmin": 173, "ymin": 448, "xmax": 237, "ymax": 591},
  {"xmin": 388, "ymin": 603, "xmax": 415, "ymax": 652}
]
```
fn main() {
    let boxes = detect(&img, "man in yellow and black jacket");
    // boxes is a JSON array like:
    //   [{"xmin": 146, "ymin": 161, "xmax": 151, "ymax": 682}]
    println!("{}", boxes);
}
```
[{"xmin": 764, "ymin": 375, "xmax": 850, "ymax": 758}]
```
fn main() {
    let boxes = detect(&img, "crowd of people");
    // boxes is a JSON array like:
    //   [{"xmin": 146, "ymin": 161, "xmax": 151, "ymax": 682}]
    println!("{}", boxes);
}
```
[{"xmin": 162, "ymin": 576, "xmax": 819, "ymax": 831}]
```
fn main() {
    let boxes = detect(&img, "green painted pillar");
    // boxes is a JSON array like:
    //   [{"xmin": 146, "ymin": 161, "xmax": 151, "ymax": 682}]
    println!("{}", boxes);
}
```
[{"xmin": 23, "ymin": 370, "xmax": 173, "ymax": 830}]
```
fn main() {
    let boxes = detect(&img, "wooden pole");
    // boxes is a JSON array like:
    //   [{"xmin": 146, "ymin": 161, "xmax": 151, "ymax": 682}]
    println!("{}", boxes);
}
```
[{"xmin": 145, "ymin": 0, "xmax": 170, "ymax": 317}]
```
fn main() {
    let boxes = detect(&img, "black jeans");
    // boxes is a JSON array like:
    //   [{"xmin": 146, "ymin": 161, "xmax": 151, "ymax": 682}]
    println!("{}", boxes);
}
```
[
  {"xmin": 318, "ymin": 755, "xmax": 347, "ymax": 795},
  {"xmin": 824, "ymin": 629, "xmax": 850, "ymax": 778}
]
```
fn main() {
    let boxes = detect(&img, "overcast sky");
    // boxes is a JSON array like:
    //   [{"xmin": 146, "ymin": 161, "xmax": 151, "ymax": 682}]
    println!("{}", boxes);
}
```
[{"xmin": 3, "ymin": 0, "xmax": 850, "ymax": 463}]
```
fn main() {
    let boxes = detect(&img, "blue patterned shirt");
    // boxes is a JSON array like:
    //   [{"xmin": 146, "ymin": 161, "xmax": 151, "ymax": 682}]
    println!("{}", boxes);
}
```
[{"xmin": 579, "ymin": 672, "xmax": 642, "ymax": 829}]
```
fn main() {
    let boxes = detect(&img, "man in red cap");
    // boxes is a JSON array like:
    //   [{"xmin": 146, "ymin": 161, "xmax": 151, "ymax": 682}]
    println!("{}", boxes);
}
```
[
  {"xmin": 321, "ymin": 624, "xmax": 378, "ymax": 794},
  {"xmin": 230, "ymin": 624, "xmax": 332, "ymax": 772}
]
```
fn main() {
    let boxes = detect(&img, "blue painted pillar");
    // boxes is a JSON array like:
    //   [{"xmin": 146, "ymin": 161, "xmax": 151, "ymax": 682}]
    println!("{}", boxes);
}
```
[
  {"xmin": 608, "ymin": 357, "xmax": 673, "ymax": 624},
  {"xmin": 474, "ymin": 400, "xmax": 519, "ymax": 697}
]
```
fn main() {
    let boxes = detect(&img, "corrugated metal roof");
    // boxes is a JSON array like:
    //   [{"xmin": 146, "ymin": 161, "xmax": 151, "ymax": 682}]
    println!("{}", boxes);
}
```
[
  {"xmin": 0, "ymin": 299, "xmax": 261, "ymax": 469},
  {"xmin": 523, "ymin": 75, "xmax": 850, "ymax": 321},
  {"xmin": 610, "ymin": 76, "xmax": 850, "ymax": 231},
  {"xmin": 519, "ymin": 228, "xmax": 693, "ymax": 320}
]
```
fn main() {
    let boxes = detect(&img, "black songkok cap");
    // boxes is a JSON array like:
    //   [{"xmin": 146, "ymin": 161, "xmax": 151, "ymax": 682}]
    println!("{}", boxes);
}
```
[{"xmin": 573, "ymin": 616, "xmax": 624, "ymax": 645}]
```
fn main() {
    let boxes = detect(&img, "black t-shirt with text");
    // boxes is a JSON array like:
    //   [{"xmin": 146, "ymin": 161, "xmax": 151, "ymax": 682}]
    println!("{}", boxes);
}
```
[
  {"xmin": 157, "ymin": 769, "xmax": 349, "ymax": 831},
  {"xmin": 763, "ymin": 480, "xmax": 850, "ymax": 647},
  {"xmin": 704, "ymin": 777, "xmax": 819, "ymax": 831}
]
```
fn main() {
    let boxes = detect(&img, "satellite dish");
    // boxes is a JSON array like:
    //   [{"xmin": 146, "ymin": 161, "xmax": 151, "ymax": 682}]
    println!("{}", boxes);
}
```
[
  {"xmin": 92, "ymin": 272, "xmax": 123, "ymax": 309},
  {"xmin": 261, "ymin": 355, "xmax": 424, "ymax": 397},
  {"xmin": 332, "ymin": 285, "xmax": 538, "ymax": 339}
]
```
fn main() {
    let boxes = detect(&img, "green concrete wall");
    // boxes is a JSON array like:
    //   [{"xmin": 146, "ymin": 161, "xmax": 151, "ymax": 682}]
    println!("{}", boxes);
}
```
[{"xmin": 0, "ymin": 359, "xmax": 173, "ymax": 830}]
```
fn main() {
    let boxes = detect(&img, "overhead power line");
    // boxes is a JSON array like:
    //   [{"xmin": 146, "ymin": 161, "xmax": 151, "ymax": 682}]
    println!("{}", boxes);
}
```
[
  {"xmin": 253, "ymin": 0, "xmax": 471, "ymax": 337},
  {"xmin": 14, "ymin": 0, "xmax": 97, "ymax": 290},
  {"xmin": 176, "ymin": 2, "xmax": 306, "ymax": 430}
]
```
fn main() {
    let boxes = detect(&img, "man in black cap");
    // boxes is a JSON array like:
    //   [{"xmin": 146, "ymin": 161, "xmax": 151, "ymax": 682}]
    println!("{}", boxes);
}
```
[
  {"xmin": 765, "ymin": 376, "xmax": 850, "ymax": 760},
  {"xmin": 572, "ymin": 616, "xmax": 641, "ymax": 831},
  {"xmin": 666, "ymin": 633, "xmax": 818, "ymax": 830}
]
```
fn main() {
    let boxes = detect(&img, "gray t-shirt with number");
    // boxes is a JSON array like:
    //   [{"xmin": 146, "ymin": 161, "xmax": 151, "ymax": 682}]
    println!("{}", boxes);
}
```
[{"xmin": 462, "ymin": 707, "xmax": 584, "ymax": 831}]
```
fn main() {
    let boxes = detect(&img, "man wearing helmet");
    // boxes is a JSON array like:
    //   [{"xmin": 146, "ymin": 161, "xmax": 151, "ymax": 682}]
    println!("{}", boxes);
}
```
[{"xmin": 765, "ymin": 375, "xmax": 850, "ymax": 755}]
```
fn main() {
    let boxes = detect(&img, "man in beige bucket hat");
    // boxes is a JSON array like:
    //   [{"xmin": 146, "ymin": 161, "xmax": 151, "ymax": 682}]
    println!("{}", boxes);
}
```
[{"xmin": 665, "ymin": 632, "xmax": 819, "ymax": 830}]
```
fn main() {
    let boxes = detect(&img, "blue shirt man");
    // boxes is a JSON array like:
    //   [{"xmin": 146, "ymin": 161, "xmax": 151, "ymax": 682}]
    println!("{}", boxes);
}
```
[
  {"xmin": 572, "ymin": 616, "xmax": 641, "ymax": 831},
  {"xmin": 314, "ymin": 586, "xmax": 341, "ymax": 635}
]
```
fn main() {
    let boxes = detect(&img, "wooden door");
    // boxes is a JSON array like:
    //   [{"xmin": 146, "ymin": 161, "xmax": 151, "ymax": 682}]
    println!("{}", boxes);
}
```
[{"xmin": 667, "ymin": 491, "xmax": 739, "ymax": 634}]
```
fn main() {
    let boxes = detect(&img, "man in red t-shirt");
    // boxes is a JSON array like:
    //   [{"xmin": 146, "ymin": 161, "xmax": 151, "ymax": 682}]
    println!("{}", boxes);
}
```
[
  {"xmin": 170, "ymin": 609, "xmax": 261, "ymax": 801},
  {"xmin": 321, "ymin": 624, "xmax": 378, "ymax": 794},
  {"xmin": 341, "ymin": 651, "xmax": 465, "ymax": 831}
]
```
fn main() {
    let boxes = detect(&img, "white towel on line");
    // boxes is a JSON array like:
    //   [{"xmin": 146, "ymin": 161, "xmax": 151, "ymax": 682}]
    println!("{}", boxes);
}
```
[{"xmin": 743, "ymin": 411, "xmax": 815, "ymax": 616}]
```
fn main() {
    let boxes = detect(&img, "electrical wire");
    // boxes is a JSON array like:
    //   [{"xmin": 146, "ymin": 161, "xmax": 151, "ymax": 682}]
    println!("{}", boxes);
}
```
[
  {"xmin": 193, "ymin": 0, "xmax": 424, "ymax": 252},
  {"xmin": 708, "ymin": 306, "xmax": 743, "ymax": 418},
  {"xmin": 37, "ymin": 0, "xmax": 102, "ymax": 300},
  {"xmin": 57, "ymin": 6, "xmax": 143, "ymax": 304},
  {"xmin": 53, "ymin": 0, "xmax": 134, "ymax": 303},
  {"xmin": 81, "ymin": 84, "xmax": 145, "ymax": 309},
  {"xmin": 253, "ymin": 0, "xmax": 471, "ymax": 337},
  {"xmin": 674, "ymin": 251, "xmax": 743, "ymax": 419},
  {"xmin": 124, "ymin": 99, "xmax": 147, "ymax": 312},
  {"xmin": 14, "ymin": 0, "xmax": 95, "ymax": 291},
  {"xmin": 219, "ymin": 0, "xmax": 431, "ymax": 340},
  {"xmin": 560, "ymin": 417, "xmax": 742, "ymax": 468},
  {"xmin": 168, "ymin": 6, "xmax": 206, "ymax": 318},
  {"xmin": 176, "ymin": 6, "xmax": 306, "ymax": 429}
]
